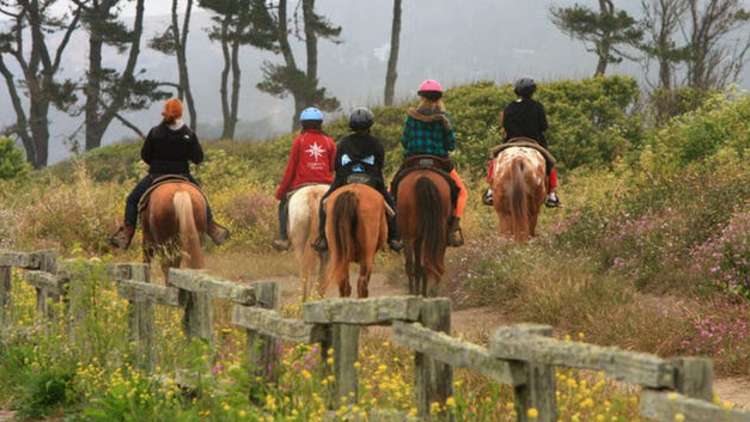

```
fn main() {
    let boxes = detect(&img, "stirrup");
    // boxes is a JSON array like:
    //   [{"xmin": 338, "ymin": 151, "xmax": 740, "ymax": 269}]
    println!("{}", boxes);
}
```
[
  {"xmin": 545, "ymin": 193, "xmax": 561, "ymax": 208},
  {"xmin": 272, "ymin": 239, "xmax": 290, "ymax": 251},
  {"xmin": 448, "ymin": 229, "xmax": 464, "ymax": 247},
  {"xmin": 388, "ymin": 239, "xmax": 404, "ymax": 252},
  {"xmin": 312, "ymin": 236, "xmax": 328, "ymax": 253}
]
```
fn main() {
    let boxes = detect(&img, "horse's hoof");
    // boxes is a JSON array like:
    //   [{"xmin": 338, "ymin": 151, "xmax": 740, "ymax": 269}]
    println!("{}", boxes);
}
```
[{"xmin": 272, "ymin": 239, "xmax": 291, "ymax": 251}]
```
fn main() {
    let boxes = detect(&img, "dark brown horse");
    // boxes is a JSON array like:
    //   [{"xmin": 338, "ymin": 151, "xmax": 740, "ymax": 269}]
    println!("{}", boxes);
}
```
[
  {"xmin": 323, "ymin": 184, "xmax": 388, "ymax": 298},
  {"xmin": 141, "ymin": 182, "xmax": 207, "ymax": 279},
  {"xmin": 491, "ymin": 147, "xmax": 547, "ymax": 241},
  {"xmin": 396, "ymin": 171, "xmax": 452, "ymax": 296}
]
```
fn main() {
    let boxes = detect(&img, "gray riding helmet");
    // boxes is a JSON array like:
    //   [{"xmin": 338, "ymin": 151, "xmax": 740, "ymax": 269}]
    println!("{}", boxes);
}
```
[
  {"xmin": 513, "ymin": 77, "xmax": 537, "ymax": 97},
  {"xmin": 349, "ymin": 107, "xmax": 375, "ymax": 130}
]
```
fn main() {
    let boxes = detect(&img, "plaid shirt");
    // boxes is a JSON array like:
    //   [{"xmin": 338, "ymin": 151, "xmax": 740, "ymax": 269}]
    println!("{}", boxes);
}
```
[{"xmin": 401, "ymin": 114, "xmax": 456, "ymax": 158}]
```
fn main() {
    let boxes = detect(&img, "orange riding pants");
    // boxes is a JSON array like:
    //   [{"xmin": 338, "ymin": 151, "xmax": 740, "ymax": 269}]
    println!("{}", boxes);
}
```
[{"xmin": 450, "ymin": 169, "xmax": 467, "ymax": 218}]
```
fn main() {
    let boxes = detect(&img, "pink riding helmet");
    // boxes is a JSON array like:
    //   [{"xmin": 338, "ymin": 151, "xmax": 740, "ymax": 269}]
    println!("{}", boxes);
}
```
[{"xmin": 418, "ymin": 79, "xmax": 443, "ymax": 93}]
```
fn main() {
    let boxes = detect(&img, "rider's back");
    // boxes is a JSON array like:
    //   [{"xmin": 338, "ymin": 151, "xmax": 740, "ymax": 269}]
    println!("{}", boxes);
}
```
[
  {"xmin": 503, "ymin": 98, "xmax": 548, "ymax": 148},
  {"xmin": 289, "ymin": 130, "xmax": 336, "ymax": 188},
  {"xmin": 401, "ymin": 108, "xmax": 456, "ymax": 158},
  {"xmin": 334, "ymin": 133, "xmax": 385, "ymax": 181},
  {"xmin": 141, "ymin": 122, "xmax": 203, "ymax": 175}
]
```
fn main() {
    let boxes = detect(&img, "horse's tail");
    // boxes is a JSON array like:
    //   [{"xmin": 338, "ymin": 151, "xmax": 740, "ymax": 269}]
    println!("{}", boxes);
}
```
[
  {"xmin": 173, "ymin": 191, "xmax": 204, "ymax": 268},
  {"xmin": 415, "ymin": 177, "xmax": 447, "ymax": 278},
  {"xmin": 327, "ymin": 191, "xmax": 358, "ymax": 284},
  {"xmin": 508, "ymin": 158, "xmax": 530, "ymax": 242}
]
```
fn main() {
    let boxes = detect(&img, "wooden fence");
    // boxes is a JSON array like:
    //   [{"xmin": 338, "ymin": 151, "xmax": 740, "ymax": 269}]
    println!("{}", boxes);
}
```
[{"xmin": 1, "ymin": 250, "xmax": 750, "ymax": 422}]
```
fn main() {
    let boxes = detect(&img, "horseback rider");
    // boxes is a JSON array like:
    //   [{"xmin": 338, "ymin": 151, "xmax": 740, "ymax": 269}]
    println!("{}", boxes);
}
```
[
  {"xmin": 312, "ymin": 107, "xmax": 403, "ymax": 252},
  {"xmin": 273, "ymin": 107, "xmax": 336, "ymax": 251},
  {"xmin": 109, "ymin": 98, "xmax": 230, "ymax": 249},
  {"xmin": 484, "ymin": 77, "xmax": 560, "ymax": 208},
  {"xmin": 400, "ymin": 79, "xmax": 467, "ymax": 247}
]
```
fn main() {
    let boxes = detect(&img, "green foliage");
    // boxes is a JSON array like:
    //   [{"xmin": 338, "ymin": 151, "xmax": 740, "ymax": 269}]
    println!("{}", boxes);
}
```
[
  {"xmin": 550, "ymin": 1, "xmax": 643, "ymax": 73},
  {"xmin": 0, "ymin": 138, "xmax": 30, "ymax": 180}
]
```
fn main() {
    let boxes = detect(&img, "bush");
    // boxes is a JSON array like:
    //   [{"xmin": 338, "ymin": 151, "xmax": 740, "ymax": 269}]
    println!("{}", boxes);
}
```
[{"xmin": 0, "ymin": 138, "xmax": 30, "ymax": 180}]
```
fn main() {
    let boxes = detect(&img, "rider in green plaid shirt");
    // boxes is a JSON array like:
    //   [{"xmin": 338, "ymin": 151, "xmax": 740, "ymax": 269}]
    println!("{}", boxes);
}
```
[{"xmin": 401, "ymin": 112, "xmax": 456, "ymax": 157}]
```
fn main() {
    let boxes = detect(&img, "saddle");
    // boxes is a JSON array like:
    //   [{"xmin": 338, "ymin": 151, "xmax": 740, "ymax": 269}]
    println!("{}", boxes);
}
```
[
  {"xmin": 491, "ymin": 138, "xmax": 556, "ymax": 174},
  {"xmin": 390, "ymin": 155, "xmax": 459, "ymax": 208},
  {"xmin": 137, "ymin": 174, "xmax": 208, "ymax": 214},
  {"xmin": 321, "ymin": 174, "xmax": 395, "ymax": 217}
]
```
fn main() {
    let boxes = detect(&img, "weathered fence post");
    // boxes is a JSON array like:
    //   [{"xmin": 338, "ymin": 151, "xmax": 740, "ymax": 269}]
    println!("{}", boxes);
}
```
[
  {"xmin": 34, "ymin": 251, "xmax": 58, "ymax": 321},
  {"xmin": 124, "ymin": 265, "xmax": 155, "ymax": 371},
  {"xmin": 246, "ymin": 281, "xmax": 279, "ymax": 379},
  {"xmin": 672, "ymin": 357, "xmax": 713, "ymax": 401},
  {"xmin": 332, "ymin": 324, "xmax": 360, "ymax": 406},
  {"xmin": 180, "ymin": 285, "xmax": 213, "ymax": 343},
  {"xmin": 0, "ymin": 265, "xmax": 10, "ymax": 327},
  {"xmin": 494, "ymin": 324, "xmax": 557, "ymax": 422},
  {"xmin": 415, "ymin": 298, "xmax": 453, "ymax": 420}
]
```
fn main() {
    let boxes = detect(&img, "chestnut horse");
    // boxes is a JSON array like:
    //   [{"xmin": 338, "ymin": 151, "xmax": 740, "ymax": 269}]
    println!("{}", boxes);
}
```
[
  {"xmin": 141, "ymin": 182, "xmax": 207, "ymax": 279},
  {"xmin": 491, "ymin": 147, "xmax": 547, "ymax": 241},
  {"xmin": 288, "ymin": 184, "xmax": 329, "ymax": 300},
  {"xmin": 324, "ymin": 184, "xmax": 388, "ymax": 298},
  {"xmin": 397, "ymin": 171, "xmax": 452, "ymax": 296}
]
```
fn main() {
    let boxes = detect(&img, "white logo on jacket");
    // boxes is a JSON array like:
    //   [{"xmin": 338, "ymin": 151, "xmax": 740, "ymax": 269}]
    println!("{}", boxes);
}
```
[{"xmin": 305, "ymin": 142, "xmax": 326, "ymax": 161}]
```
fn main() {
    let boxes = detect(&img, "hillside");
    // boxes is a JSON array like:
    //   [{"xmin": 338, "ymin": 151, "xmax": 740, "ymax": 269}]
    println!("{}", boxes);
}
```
[{"xmin": 2, "ymin": 77, "xmax": 750, "ymax": 418}]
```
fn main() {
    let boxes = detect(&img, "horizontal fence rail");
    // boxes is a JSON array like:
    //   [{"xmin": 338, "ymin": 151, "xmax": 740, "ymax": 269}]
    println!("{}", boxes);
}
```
[{"xmin": 1, "ymin": 250, "xmax": 749, "ymax": 421}]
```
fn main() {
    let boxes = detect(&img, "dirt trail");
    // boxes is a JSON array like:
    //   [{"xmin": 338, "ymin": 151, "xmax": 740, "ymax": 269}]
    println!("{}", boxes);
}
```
[{"xmin": 255, "ymin": 271, "xmax": 750, "ymax": 409}]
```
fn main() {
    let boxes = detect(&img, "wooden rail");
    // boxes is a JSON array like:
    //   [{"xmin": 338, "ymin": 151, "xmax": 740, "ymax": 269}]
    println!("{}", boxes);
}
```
[{"xmin": 1, "ymin": 250, "xmax": 749, "ymax": 422}]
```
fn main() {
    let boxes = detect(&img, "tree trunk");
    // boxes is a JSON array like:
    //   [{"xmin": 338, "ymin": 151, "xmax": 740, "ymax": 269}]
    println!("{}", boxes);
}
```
[
  {"xmin": 303, "ymin": 0, "xmax": 318, "ymax": 87},
  {"xmin": 84, "ymin": 34, "xmax": 104, "ymax": 151},
  {"xmin": 172, "ymin": 0, "xmax": 197, "ymax": 130},
  {"xmin": 0, "ymin": 56, "xmax": 36, "ymax": 166},
  {"xmin": 219, "ymin": 19, "xmax": 232, "ymax": 140},
  {"xmin": 228, "ymin": 38, "xmax": 241, "ymax": 140},
  {"xmin": 384, "ymin": 0, "xmax": 402, "ymax": 106},
  {"xmin": 28, "ymin": 99, "xmax": 50, "ymax": 168}
]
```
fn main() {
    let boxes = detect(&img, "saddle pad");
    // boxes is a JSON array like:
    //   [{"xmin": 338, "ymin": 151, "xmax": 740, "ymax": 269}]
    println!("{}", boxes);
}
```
[
  {"xmin": 491, "ymin": 138, "xmax": 556, "ymax": 173},
  {"xmin": 137, "ymin": 175, "xmax": 207, "ymax": 214}
]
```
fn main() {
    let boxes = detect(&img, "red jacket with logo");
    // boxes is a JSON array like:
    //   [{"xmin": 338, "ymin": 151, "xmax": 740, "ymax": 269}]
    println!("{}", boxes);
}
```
[{"xmin": 275, "ymin": 130, "xmax": 336, "ymax": 200}]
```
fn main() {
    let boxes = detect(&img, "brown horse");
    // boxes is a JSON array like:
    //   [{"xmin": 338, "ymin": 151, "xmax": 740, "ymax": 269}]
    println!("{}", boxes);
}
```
[
  {"xmin": 491, "ymin": 147, "xmax": 547, "ymax": 241},
  {"xmin": 323, "ymin": 184, "xmax": 388, "ymax": 298},
  {"xmin": 397, "ymin": 171, "xmax": 452, "ymax": 296},
  {"xmin": 141, "ymin": 182, "xmax": 207, "ymax": 279}
]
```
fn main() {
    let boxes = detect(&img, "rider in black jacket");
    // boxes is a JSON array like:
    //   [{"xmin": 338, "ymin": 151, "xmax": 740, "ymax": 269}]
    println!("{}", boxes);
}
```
[
  {"xmin": 312, "ymin": 108, "xmax": 402, "ymax": 252},
  {"xmin": 109, "ymin": 99, "xmax": 230, "ymax": 249}
]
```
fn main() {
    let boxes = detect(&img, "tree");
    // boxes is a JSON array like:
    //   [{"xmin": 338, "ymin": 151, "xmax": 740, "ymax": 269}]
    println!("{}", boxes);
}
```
[
  {"xmin": 684, "ymin": 0, "xmax": 750, "ymax": 90},
  {"xmin": 384, "ymin": 0, "xmax": 402, "ymax": 106},
  {"xmin": 257, "ymin": 0, "xmax": 342, "ymax": 130},
  {"xmin": 551, "ymin": 1, "xmax": 643, "ymax": 76},
  {"xmin": 150, "ymin": 0, "xmax": 198, "ymax": 130},
  {"xmin": 72, "ymin": 0, "xmax": 169, "ymax": 151},
  {"xmin": 0, "ymin": 137, "xmax": 30, "ymax": 179},
  {"xmin": 200, "ymin": 0, "xmax": 276, "ymax": 140},
  {"xmin": 0, "ymin": 0, "xmax": 79, "ymax": 168}
]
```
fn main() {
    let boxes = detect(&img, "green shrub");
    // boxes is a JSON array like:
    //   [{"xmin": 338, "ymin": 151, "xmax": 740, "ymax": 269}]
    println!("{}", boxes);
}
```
[{"xmin": 0, "ymin": 137, "xmax": 30, "ymax": 180}]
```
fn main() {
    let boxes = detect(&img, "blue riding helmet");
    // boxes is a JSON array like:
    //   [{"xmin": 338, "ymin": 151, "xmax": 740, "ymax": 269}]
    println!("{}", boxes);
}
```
[{"xmin": 300, "ymin": 107, "xmax": 324, "ymax": 122}]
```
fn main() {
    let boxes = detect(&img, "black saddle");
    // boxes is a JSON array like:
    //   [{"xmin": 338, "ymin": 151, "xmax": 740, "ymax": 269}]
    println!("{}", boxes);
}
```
[{"xmin": 390, "ymin": 155, "xmax": 459, "ymax": 207}]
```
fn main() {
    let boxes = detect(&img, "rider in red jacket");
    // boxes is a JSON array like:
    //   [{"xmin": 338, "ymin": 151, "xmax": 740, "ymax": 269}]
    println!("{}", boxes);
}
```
[{"xmin": 273, "ymin": 107, "xmax": 336, "ymax": 251}]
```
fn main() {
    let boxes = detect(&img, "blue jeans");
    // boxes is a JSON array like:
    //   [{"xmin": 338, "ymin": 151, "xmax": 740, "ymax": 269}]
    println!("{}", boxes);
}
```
[{"xmin": 124, "ymin": 174, "xmax": 212, "ymax": 227}]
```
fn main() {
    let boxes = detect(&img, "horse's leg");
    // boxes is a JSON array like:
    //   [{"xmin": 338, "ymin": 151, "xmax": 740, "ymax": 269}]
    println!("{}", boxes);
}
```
[
  {"xmin": 339, "ymin": 271, "xmax": 352, "ymax": 297},
  {"xmin": 357, "ymin": 260, "xmax": 373, "ymax": 298},
  {"xmin": 405, "ymin": 244, "xmax": 416, "ymax": 295}
]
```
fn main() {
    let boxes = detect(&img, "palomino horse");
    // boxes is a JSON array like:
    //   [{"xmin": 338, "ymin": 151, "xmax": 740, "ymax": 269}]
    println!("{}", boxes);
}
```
[
  {"xmin": 287, "ymin": 184, "xmax": 329, "ymax": 300},
  {"xmin": 491, "ymin": 147, "xmax": 547, "ymax": 241},
  {"xmin": 397, "ymin": 171, "xmax": 452, "ymax": 296},
  {"xmin": 324, "ymin": 183, "xmax": 388, "ymax": 298},
  {"xmin": 141, "ymin": 182, "xmax": 207, "ymax": 279}
]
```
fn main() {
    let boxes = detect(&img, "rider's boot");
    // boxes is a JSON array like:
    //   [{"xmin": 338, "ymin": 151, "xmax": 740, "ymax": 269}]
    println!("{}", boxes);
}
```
[
  {"xmin": 387, "ymin": 214, "xmax": 404, "ymax": 252},
  {"xmin": 545, "ymin": 191, "xmax": 561, "ymax": 208},
  {"xmin": 312, "ymin": 210, "xmax": 328, "ymax": 252},
  {"xmin": 109, "ymin": 224, "xmax": 135, "ymax": 250},
  {"xmin": 447, "ymin": 216, "xmax": 465, "ymax": 247},
  {"xmin": 273, "ymin": 203, "xmax": 291, "ymax": 251},
  {"xmin": 207, "ymin": 222, "xmax": 231, "ymax": 245},
  {"xmin": 482, "ymin": 188, "xmax": 494, "ymax": 206}
]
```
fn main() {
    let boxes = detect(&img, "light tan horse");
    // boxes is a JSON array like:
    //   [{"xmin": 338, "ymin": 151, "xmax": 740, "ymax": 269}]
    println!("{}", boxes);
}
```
[
  {"xmin": 141, "ymin": 182, "xmax": 207, "ymax": 279},
  {"xmin": 491, "ymin": 147, "xmax": 547, "ymax": 241},
  {"xmin": 287, "ymin": 184, "xmax": 329, "ymax": 300},
  {"xmin": 323, "ymin": 184, "xmax": 388, "ymax": 298},
  {"xmin": 396, "ymin": 171, "xmax": 452, "ymax": 297}
]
